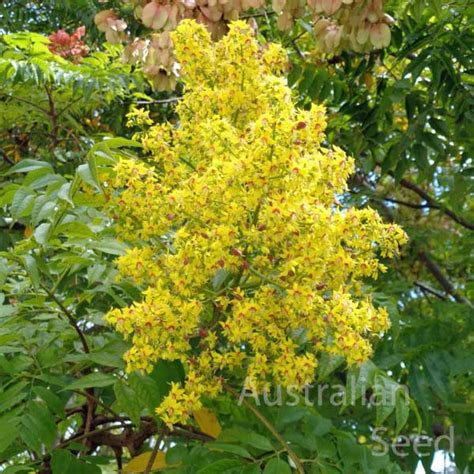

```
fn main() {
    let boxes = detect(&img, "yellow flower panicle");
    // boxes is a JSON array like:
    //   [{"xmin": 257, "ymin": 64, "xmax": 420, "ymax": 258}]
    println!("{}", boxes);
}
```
[{"xmin": 105, "ymin": 20, "xmax": 407, "ymax": 426}]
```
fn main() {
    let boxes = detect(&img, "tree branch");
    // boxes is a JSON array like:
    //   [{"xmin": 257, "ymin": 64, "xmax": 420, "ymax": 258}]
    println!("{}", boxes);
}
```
[
  {"xmin": 418, "ymin": 251, "xmax": 472, "ymax": 306},
  {"xmin": 414, "ymin": 281, "xmax": 447, "ymax": 300},
  {"xmin": 135, "ymin": 97, "xmax": 182, "ymax": 105},
  {"xmin": 171, "ymin": 425, "xmax": 214, "ymax": 443},
  {"xmin": 144, "ymin": 429, "xmax": 167, "ymax": 474},
  {"xmin": 399, "ymin": 178, "xmax": 474, "ymax": 230},
  {"xmin": 241, "ymin": 9, "xmax": 276, "ymax": 19},
  {"xmin": 350, "ymin": 175, "xmax": 472, "ymax": 306},
  {"xmin": 381, "ymin": 196, "xmax": 431, "ymax": 210},
  {"xmin": 0, "ymin": 148, "xmax": 14, "ymax": 165}
]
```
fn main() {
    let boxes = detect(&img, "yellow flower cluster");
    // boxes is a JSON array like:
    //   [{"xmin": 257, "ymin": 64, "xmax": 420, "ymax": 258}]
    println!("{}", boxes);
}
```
[{"xmin": 105, "ymin": 20, "xmax": 407, "ymax": 426}]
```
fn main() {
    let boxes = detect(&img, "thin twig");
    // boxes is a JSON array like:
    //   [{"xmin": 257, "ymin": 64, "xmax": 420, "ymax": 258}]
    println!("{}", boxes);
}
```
[
  {"xmin": 225, "ymin": 384, "xmax": 305, "ymax": 474},
  {"xmin": 170, "ymin": 425, "xmax": 214, "ymax": 442},
  {"xmin": 0, "ymin": 93, "xmax": 49, "ymax": 114},
  {"xmin": 77, "ymin": 390, "xmax": 128, "ymax": 427},
  {"xmin": 350, "ymin": 175, "xmax": 472, "ymax": 307},
  {"xmin": 398, "ymin": 177, "xmax": 474, "ymax": 231},
  {"xmin": 57, "ymin": 94, "xmax": 84, "ymax": 117},
  {"xmin": 83, "ymin": 396, "xmax": 95, "ymax": 450},
  {"xmin": 59, "ymin": 424, "xmax": 124, "ymax": 448},
  {"xmin": 144, "ymin": 429, "xmax": 167, "ymax": 474},
  {"xmin": 418, "ymin": 251, "xmax": 472, "ymax": 307},
  {"xmin": 135, "ymin": 97, "xmax": 182, "ymax": 105},
  {"xmin": 291, "ymin": 39, "xmax": 305, "ymax": 59},
  {"xmin": 414, "ymin": 281, "xmax": 447, "ymax": 300},
  {"xmin": 381, "ymin": 196, "xmax": 431, "ymax": 209},
  {"xmin": 0, "ymin": 148, "xmax": 14, "ymax": 165},
  {"xmin": 44, "ymin": 85, "xmax": 59, "ymax": 147},
  {"xmin": 241, "ymin": 10, "xmax": 276, "ymax": 19},
  {"xmin": 39, "ymin": 282, "xmax": 90, "ymax": 353}
]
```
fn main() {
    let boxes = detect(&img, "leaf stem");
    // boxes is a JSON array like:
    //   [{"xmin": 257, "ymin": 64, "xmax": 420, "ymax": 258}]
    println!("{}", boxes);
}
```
[
  {"xmin": 39, "ymin": 282, "xmax": 90, "ymax": 353},
  {"xmin": 225, "ymin": 384, "xmax": 304, "ymax": 474},
  {"xmin": 144, "ymin": 429, "xmax": 166, "ymax": 474}
]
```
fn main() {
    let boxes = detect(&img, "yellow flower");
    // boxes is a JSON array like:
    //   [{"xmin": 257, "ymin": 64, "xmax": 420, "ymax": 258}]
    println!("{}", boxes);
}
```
[{"xmin": 105, "ymin": 20, "xmax": 407, "ymax": 426}]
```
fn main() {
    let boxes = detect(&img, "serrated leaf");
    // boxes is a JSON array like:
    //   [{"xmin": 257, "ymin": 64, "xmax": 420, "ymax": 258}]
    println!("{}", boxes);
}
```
[
  {"xmin": 221, "ymin": 428, "xmax": 274, "ymax": 452},
  {"xmin": 20, "ymin": 401, "xmax": 57, "ymax": 451},
  {"xmin": 395, "ymin": 389, "xmax": 410, "ymax": 434},
  {"xmin": 63, "ymin": 373, "xmax": 116, "ymax": 391},
  {"xmin": 263, "ymin": 458, "xmax": 291, "ymax": 474},
  {"xmin": 55, "ymin": 222, "xmax": 95, "ymax": 239},
  {"xmin": 114, "ymin": 381, "xmax": 142, "ymax": 426},
  {"xmin": 23, "ymin": 254, "xmax": 40, "ymax": 290},
  {"xmin": 11, "ymin": 187, "xmax": 33, "ymax": 218},
  {"xmin": 0, "ymin": 414, "xmax": 19, "ymax": 452},
  {"xmin": 208, "ymin": 442, "xmax": 252, "ymax": 459},
  {"xmin": 88, "ymin": 239, "xmax": 127, "ymax": 256},
  {"xmin": 51, "ymin": 449, "xmax": 102, "ymax": 474},
  {"xmin": 6, "ymin": 159, "xmax": 53, "ymax": 175},
  {"xmin": 197, "ymin": 459, "xmax": 243, "ymax": 473},
  {"xmin": 374, "ymin": 374, "xmax": 397, "ymax": 426},
  {"xmin": 0, "ymin": 381, "xmax": 28, "ymax": 414},
  {"xmin": 34, "ymin": 223, "xmax": 51, "ymax": 244},
  {"xmin": 32, "ymin": 387, "xmax": 65, "ymax": 418}
]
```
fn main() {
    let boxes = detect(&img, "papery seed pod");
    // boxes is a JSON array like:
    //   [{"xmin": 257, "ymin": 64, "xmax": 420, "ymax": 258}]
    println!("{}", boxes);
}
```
[
  {"xmin": 312, "ymin": 0, "xmax": 323, "ymax": 12},
  {"xmin": 223, "ymin": 8, "xmax": 240, "ymax": 22},
  {"xmin": 95, "ymin": 9, "xmax": 128, "ymax": 43},
  {"xmin": 277, "ymin": 11, "xmax": 294, "ymax": 30},
  {"xmin": 167, "ymin": 4, "xmax": 180, "ymax": 29},
  {"xmin": 356, "ymin": 23, "xmax": 369, "ymax": 44},
  {"xmin": 321, "ymin": 0, "xmax": 342, "ymax": 15},
  {"xmin": 272, "ymin": 0, "xmax": 287, "ymax": 14},
  {"xmin": 324, "ymin": 24, "xmax": 342, "ymax": 51},
  {"xmin": 371, "ymin": 0, "xmax": 384, "ymax": 15},
  {"xmin": 366, "ymin": 7, "xmax": 380, "ymax": 23},
  {"xmin": 242, "ymin": 0, "xmax": 264, "ymax": 10},
  {"xmin": 223, "ymin": 0, "xmax": 239, "ymax": 14},
  {"xmin": 247, "ymin": 17, "xmax": 258, "ymax": 35},
  {"xmin": 151, "ymin": 70, "xmax": 177, "ymax": 91},
  {"xmin": 134, "ymin": 5, "xmax": 144, "ymax": 19},
  {"xmin": 143, "ymin": 63, "xmax": 160, "ymax": 76},
  {"xmin": 200, "ymin": 6, "xmax": 223, "ymax": 22},
  {"xmin": 313, "ymin": 17, "xmax": 331, "ymax": 35},
  {"xmin": 369, "ymin": 22, "xmax": 390, "ymax": 48},
  {"xmin": 142, "ymin": 1, "xmax": 169, "ymax": 29},
  {"xmin": 97, "ymin": 0, "xmax": 393, "ymax": 91},
  {"xmin": 122, "ymin": 38, "xmax": 147, "ymax": 64},
  {"xmin": 107, "ymin": 22, "xmax": 128, "ymax": 43},
  {"xmin": 158, "ymin": 31, "xmax": 172, "ymax": 48},
  {"xmin": 95, "ymin": 9, "xmax": 116, "ymax": 32}
]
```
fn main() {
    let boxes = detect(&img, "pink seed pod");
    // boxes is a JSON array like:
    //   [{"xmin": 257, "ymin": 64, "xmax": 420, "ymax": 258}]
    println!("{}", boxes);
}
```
[{"xmin": 142, "ymin": 1, "xmax": 170, "ymax": 30}]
